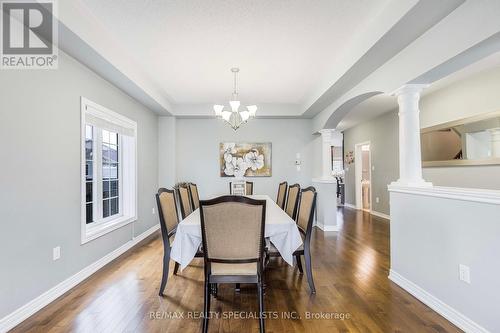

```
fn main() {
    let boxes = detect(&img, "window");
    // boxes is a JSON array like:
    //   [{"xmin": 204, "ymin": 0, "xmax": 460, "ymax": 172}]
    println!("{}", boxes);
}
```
[{"xmin": 81, "ymin": 97, "xmax": 137, "ymax": 244}]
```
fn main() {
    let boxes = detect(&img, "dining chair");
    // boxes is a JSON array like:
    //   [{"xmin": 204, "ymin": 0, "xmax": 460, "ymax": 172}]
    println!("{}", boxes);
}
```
[
  {"xmin": 188, "ymin": 182, "xmax": 200, "ymax": 210},
  {"xmin": 177, "ymin": 183, "xmax": 193, "ymax": 219},
  {"xmin": 246, "ymin": 181, "xmax": 254, "ymax": 195},
  {"xmin": 199, "ymin": 196, "xmax": 267, "ymax": 333},
  {"xmin": 266, "ymin": 187, "xmax": 317, "ymax": 294},
  {"xmin": 285, "ymin": 183, "xmax": 300, "ymax": 220},
  {"xmin": 155, "ymin": 188, "xmax": 203, "ymax": 296},
  {"xmin": 229, "ymin": 181, "xmax": 253, "ymax": 195},
  {"xmin": 276, "ymin": 181, "xmax": 288, "ymax": 209}
]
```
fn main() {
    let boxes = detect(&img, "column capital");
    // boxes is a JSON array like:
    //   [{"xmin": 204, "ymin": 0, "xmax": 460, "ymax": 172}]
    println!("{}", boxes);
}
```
[
  {"xmin": 319, "ymin": 129, "xmax": 333, "ymax": 142},
  {"xmin": 391, "ymin": 84, "xmax": 429, "ymax": 97}
]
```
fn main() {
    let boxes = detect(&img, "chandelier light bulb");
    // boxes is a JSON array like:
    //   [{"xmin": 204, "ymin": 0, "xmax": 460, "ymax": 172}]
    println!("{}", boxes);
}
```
[
  {"xmin": 229, "ymin": 100, "xmax": 240, "ymax": 112},
  {"xmin": 240, "ymin": 110, "xmax": 250, "ymax": 122},
  {"xmin": 213, "ymin": 104, "xmax": 224, "ymax": 117},
  {"xmin": 247, "ymin": 105, "xmax": 257, "ymax": 117},
  {"xmin": 221, "ymin": 111, "xmax": 231, "ymax": 122}
]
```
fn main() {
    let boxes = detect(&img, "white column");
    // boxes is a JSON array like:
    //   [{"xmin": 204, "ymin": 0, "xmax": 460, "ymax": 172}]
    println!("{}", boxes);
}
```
[
  {"xmin": 319, "ymin": 129, "xmax": 333, "ymax": 179},
  {"xmin": 392, "ymin": 84, "xmax": 432, "ymax": 187},
  {"xmin": 489, "ymin": 128, "xmax": 500, "ymax": 158}
]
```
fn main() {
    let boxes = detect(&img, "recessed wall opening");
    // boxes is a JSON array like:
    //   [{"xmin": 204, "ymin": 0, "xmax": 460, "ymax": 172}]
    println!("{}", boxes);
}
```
[{"xmin": 355, "ymin": 142, "xmax": 371, "ymax": 212}]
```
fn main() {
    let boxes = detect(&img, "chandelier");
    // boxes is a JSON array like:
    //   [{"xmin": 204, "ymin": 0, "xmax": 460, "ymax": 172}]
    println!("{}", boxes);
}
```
[{"xmin": 214, "ymin": 67, "xmax": 257, "ymax": 130}]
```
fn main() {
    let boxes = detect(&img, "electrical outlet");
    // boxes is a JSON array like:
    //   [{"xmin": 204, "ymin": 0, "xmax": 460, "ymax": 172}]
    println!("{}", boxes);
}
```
[
  {"xmin": 152, "ymin": 207, "xmax": 155, "ymax": 215},
  {"xmin": 372, "ymin": 165, "xmax": 375, "ymax": 171},
  {"xmin": 459, "ymin": 264, "xmax": 471, "ymax": 284},
  {"xmin": 53, "ymin": 246, "xmax": 61, "ymax": 261},
  {"xmin": 375, "ymin": 197, "xmax": 380, "ymax": 203}
]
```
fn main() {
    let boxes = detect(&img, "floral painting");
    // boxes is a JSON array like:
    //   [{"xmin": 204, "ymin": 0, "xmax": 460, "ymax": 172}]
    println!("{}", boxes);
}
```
[{"xmin": 220, "ymin": 142, "xmax": 272, "ymax": 177}]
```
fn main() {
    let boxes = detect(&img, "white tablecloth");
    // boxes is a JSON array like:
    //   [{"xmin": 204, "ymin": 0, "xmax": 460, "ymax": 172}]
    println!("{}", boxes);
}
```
[{"xmin": 170, "ymin": 195, "xmax": 303, "ymax": 270}]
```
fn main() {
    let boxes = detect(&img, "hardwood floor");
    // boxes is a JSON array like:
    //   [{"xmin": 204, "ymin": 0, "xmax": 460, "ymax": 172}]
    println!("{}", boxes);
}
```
[{"xmin": 11, "ymin": 208, "xmax": 461, "ymax": 333}]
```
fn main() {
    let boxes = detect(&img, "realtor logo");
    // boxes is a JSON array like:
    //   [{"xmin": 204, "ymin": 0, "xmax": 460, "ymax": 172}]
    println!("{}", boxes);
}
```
[{"xmin": 1, "ymin": 0, "xmax": 58, "ymax": 69}]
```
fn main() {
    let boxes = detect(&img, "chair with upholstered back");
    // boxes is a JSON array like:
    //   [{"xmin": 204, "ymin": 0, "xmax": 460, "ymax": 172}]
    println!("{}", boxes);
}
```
[
  {"xmin": 265, "ymin": 186, "xmax": 317, "ymax": 294},
  {"xmin": 199, "ymin": 196, "xmax": 266, "ymax": 333},
  {"xmin": 294, "ymin": 187, "xmax": 317, "ymax": 293},
  {"xmin": 285, "ymin": 183, "xmax": 300, "ymax": 219},
  {"xmin": 156, "ymin": 188, "xmax": 202, "ymax": 296},
  {"xmin": 245, "ymin": 181, "xmax": 254, "ymax": 195},
  {"xmin": 229, "ymin": 181, "xmax": 254, "ymax": 195},
  {"xmin": 276, "ymin": 181, "xmax": 287, "ymax": 210},
  {"xmin": 155, "ymin": 188, "xmax": 181, "ymax": 296},
  {"xmin": 188, "ymin": 183, "xmax": 200, "ymax": 210},
  {"xmin": 177, "ymin": 183, "xmax": 193, "ymax": 219}
]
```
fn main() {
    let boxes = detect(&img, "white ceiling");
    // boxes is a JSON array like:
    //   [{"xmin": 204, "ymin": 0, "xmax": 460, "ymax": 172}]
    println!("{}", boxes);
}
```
[
  {"xmin": 80, "ymin": 0, "xmax": 391, "ymax": 106},
  {"xmin": 336, "ymin": 51, "xmax": 500, "ymax": 131}
]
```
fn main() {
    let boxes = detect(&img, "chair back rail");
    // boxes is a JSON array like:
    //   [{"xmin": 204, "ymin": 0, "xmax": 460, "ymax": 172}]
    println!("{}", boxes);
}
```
[
  {"xmin": 296, "ymin": 186, "xmax": 317, "ymax": 237},
  {"xmin": 177, "ymin": 183, "xmax": 193, "ymax": 219},
  {"xmin": 276, "ymin": 181, "xmax": 288, "ymax": 209},
  {"xmin": 189, "ymin": 183, "xmax": 200, "ymax": 210},
  {"xmin": 155, "ymin": 188, "xmax": 179, "ymax": 247},
  {"xmin": 285, "ymin": 183, "xmax": 300, "ymax": 220}
]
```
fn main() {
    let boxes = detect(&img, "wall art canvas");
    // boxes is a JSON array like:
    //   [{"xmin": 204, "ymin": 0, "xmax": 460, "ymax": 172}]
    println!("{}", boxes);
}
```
[{"xmin": 220, "ymin": 142, "xmax": 272, "ymax": 177}]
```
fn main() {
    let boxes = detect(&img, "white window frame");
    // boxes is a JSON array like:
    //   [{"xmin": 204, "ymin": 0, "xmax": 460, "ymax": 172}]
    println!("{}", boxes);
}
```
[{"xmin": 80, "ymin": 97, "xmax": 137, "ymax": 244}]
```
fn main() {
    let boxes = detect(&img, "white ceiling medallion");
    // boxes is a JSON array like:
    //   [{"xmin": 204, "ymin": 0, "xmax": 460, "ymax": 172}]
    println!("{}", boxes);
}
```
[{"xmin": 214, "ymin": 67, "xmax": 257, "ymax": 130}]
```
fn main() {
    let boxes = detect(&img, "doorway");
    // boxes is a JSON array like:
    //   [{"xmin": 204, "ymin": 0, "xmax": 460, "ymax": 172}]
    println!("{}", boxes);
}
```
[{"xmin": 355, "ymin": 142, "xmax": 371, "ymax": 212}]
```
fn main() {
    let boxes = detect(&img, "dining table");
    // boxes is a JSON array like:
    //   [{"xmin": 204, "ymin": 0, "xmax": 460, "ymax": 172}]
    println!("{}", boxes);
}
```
[{"xmin": 170, "ymin": 194, "xmax": 303, "ymax": 270}]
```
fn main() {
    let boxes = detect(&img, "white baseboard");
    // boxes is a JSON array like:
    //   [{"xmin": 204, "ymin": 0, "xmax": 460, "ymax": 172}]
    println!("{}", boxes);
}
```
[
  {"xmin": 389, "ymin": 269, "xmax": 489, "ymax": 333},
  {"xmin": 370, "ymin": 210, "xmax": 390, "ymax": 220},
  {"xmin": 315, "ymin": 221, "xmax": 339, "ymax": 232},
  {"xmin": 343, "ymin": 203, "xmax": 390, "ymax": 221},
  {"xmin": 0, "ymin": 224, "xmax": 160, "ymax": 333},
  {"xmin": 343, "ymin": 203, "xmax": 357, "ymax": 210}
]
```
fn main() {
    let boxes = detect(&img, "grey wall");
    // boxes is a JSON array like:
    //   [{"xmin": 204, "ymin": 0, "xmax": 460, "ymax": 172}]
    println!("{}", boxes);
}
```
[
  {"xmin": 343, "ymin": 66, "xmax": 500, "ymax": 215},
  {"xmin": 175, "ymin": 118, "xmax": 316, "ymax": 199},
  {"xmin": 311, "ymin": 135, "xmax": 323, "ymax": 178},
  {"xmin": 390, "ymin": 191, "xmax": 500, "ymax": 332},
  {"xmin": 0, "ymin": 51, "xmax": 159, "ymax": 318},
  {"xmin": 343, "ymin": 111, "xmax": 399, "ymax": 215},
  {"xmin": 158, "ymin": 116, "xmax": 176, "ymax": 188}
]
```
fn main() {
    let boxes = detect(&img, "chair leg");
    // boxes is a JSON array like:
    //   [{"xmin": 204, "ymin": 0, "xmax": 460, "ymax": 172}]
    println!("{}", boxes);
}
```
[
  {"xmin": 173, "ymin": 262, "xmax": 180, "ymax": 275},
  {"xmin": 304, "ymin": 249, "xmax": 316, "ymax": 294},
  {"xmin": 159, "ymin": 254, "xmax": 170, "ymax": 296},
  {"xmin": 295, "ymin": 254, "xmax": 303, "ymax": 274},
  {"xmin": 235, "ymin": 283, "xmax": 241, "ymax": 292},
  {"xmin": 257, "ymin": 282, "xmax": 265, "ymax": 333},
  {"xmin": 203, "ymin": 280, "xmax": 211, "ymax": 333}
]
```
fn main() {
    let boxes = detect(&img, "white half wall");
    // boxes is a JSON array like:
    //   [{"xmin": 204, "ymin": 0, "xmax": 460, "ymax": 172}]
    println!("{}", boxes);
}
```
[
  {"xmin": 389, "ymin": 186, "xmax": 500, "ymax": 332},
  {"xmin": 175, "ymin": 118, "xmax": 316, "ymax": 199}
]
